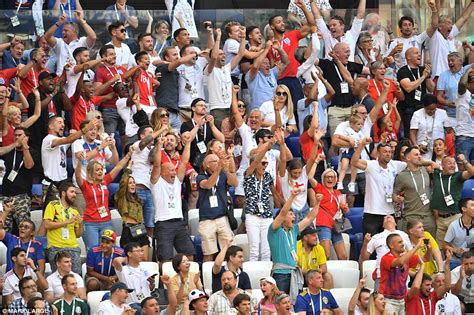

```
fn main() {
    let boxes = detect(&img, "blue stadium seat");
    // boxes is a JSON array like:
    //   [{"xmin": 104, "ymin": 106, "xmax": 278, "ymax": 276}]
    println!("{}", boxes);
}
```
[
  {"xmin": 114, "ymin": 132, "xmax": 123, "ymax": 158},
  {"xmin": 108, "ymin": 183, "xmax": 120, "ymax": 205},
  {"xmin": 346, "ymin": 214, "xmax": 363, "ymax": 235},
  {"xmin": 31, "ymin": 184, "xmax": 42, "ymax": 196},
  {"xmin": 285, "ymin": 136, "xmax": 301, "ymax": 158},
  {"xmin": 462, "ymin": 179, "xmax": 474, "ymax": 199},
  {"xmin": 349, "ymin": 233, "xmax": 364, "ymax": 261},
  {"xmin": 67, "ymin": 157, "xmax": 74, "ymax": 179},
  {"xmin": 330, "ymin": 156, "xmax": 339, "ymax": 170},
  {"xmin": 348, "ymin": 207, "xmax": 364, "ymax": 217}
]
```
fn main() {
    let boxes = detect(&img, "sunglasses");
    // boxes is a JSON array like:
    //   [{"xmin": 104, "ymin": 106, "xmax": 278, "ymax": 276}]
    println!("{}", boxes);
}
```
[
  {"xmin": 19, "ymin": 224, "xmax": 32, "ymax": 230},
  {"xmin": 96, "ymin": 115, "xmax": 103, "ymax": 119},
  {"xmin": 237, "ymin": 104, "xmax": 246, "ymax": 109},
  {"xmin": 261, "ymin": 161, "xmax": 269, "ymax": 166},
  {"xmin": 160, "ymin": 112, "xmax": 169, "ymax": 118},
  {"xmin": 119, "ymin": 29, "xmax": 127, "ymax": 33},
  {"xmin": 276, "ymin": 91, "xmax": 288, "ymax": 96}
]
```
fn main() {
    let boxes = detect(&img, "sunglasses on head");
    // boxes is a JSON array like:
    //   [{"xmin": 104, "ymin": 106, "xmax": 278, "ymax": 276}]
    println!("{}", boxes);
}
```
[{"xmin": 276, "ymin": 91, "xmax": 287, "ymax": 96}]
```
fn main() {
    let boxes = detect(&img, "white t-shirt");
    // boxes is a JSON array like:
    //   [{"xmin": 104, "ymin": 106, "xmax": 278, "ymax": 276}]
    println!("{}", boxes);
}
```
[
  {"xmin": 223, "ymin": 38, "xmax": 240, "ymax": 76},
  {"xmin": 451, "ymin": 266, "xmax": 474, "ymax": 303},
  {"xmin": 165, "ymin": 0, "xmax": 198, "ymax": 38},
  {"xmin": 53, "ymin": 37, "xmax": 92, "ymax": 75},
  {"xmin": 131, "ymin": 141, "xmax": 152, "ymax": 188},
  {"xmin": 410, "ymin": 108, "xmax": 451, "ymax": 160},
  {"xmin": 206, "ymin": 63, "xmax": 233, "ymax": 110},
  {"xmin": 455, "ymin": 90, "xmax": 474, "ymax": 137},
  {"xmin": 116, "ymin": 98, "xmax": 140, "ymax": 138},
  {"xmin": 116, "ymin": 264, "xmax": 152, "ymax": 304},
  {"xmin": 429, "ymin": 26, "xmax": 460, "ymax": 77},
  {"xmin": 317, "ymin": 17, "xmax": 363, "ymax": 62},
  {"xmin": 434, "ymin": 293, "xmax": 462, "ymax": 315},
  {"xmin": 45, "ymin": 271, "xmax": 85, "ymax": 300},
  {"xmin": 71, "ymin": 138, "xmax": 113, "ymax": 185},
  {"xmin": 260, "ymin": 101, "xmax": 297, "ymax": 128},
  {"xmin": 265, "ymin": 149, "xmax": 280, "ymax": 187},
  {"xmin": 177, "ymin": 57, "xmax": 208, "ymax": 109},
  {"xmin": 364, "ymin": 160, "xmax": 407, "ymax": 215},
  {"xmin": 366, "ymin": 229, "xmax": 412, "ymax": 278},
  {"xmin": 385, "ymin": 32, "xmax": 429, "ymax": 71},
  {"xmin": 2, "ymin": 267, "xmax": 37, "ymax": 299},
  {"xmin": 280, "ymin": 167, "xmax": 308, "ymax": 211},
  {"xmin": 235, "ymin": 123, "xmax": 258, "ymax": 196},
  {"xmin": 106, "ymin": 41, "xmax": 133, "ymax": 68},
  {"xmin": 151, "ymin": 176, "xmax": 183, "ymax": 222},
  {"xmin": 41, "ymin": 134, "xmax": 70, "ymax": 182},
  {"xmin": 66, "ymin": 68, "xmax": 95, "ymax": 97},
  {"xmin": 97, "ymin": 299, "xmax": 129, "ymax": 315}
]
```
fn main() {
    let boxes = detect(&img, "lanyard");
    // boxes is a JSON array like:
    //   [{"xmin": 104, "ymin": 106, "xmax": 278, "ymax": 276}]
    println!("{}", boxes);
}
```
[
  {"xmin": 18, "ymin": 239, "xmax": 32, "ymax": 258},
  {"xmin": 424, "ymin": 111, "xmax": 436, "ymax": 136},
  {"xmin": 105, "ymin": 66, "xmax": 122, "ymax": 82},
  {"xmin": 92, "ymin": 184, "xmax": 105, "ymax": 208},
  {"xmin": 101, "ymin": 252, "xmax": 114, "ymax": 276},
  {"xmin": 191, "ymin": 119, "xmax": 206, "ymax": 142},
  {"xmin": 164, "ymin": 151, "xmax": 179, "ymax": 169},
  {"xmin": 285, "ymin": 229, "xmax": 294, "ymax": 252},
  {"xmin": 140, "ymin": 70, "xmax": 154, "ymax": 104},
  {"xmin": 409, "ymin": 170, "xmax": 426, "ymax": 194},
  {"xmin": 114, "ymin": 4, "xmax": 128, "ymax": 22},
  {"xmin": 11, "ymin": 56, "xmax": 18, "ymax": 66},
  {"xmin": 205, "ymin": 171, "xmax": 217, "ymax": 195},
  {"xmin": 12, "ymin": 150, "xmax": 24, "ymax": 171},
  {"xmin": 333, "ymin": 63, "xmax": 345, "ymax": 82},
  {"xmin": 439, "ymin": 173, "xmax": 452, "ymax": 196},
  {"xmin": 310, "ymin": 291, "xmax": 323, "ymax": 314},
  {"xmin": 59, "ymin": 199, "xmax": 70, "ymax": 222},
  {"xmin": 409, "ymin": 67, "xmax": 422, "ymax": 91},
  {"xmin": 420, "ymin": 297, "xmax": 432, "ymax": 315},
  {"xmin": 379, "ymin": 163, "xmax": 394, "ymax": 195},
  {"xmin": 373, "ymin": 79, "xmax": 382, "ymax": 96},
  {"xmin": 79, "ymin": 96, "xmax": 92, "ymax": 114},
  {"xmin": 59, "ymin": 0, "xmax": 71, "ymax": 21},
  {"xmin": 303, "ymin": 248, "xmax": 313, "ymax": 270},
  {"xmin": 254, "ymin": 174, "xmax": 263, "ymax": 202},
  {"xmin": 60, "ymin": 298, "xmax": 76, "ymax": 315},
  {"xmin": 15, "ymin": 0, "xmax": 22, "ymax": 14}
]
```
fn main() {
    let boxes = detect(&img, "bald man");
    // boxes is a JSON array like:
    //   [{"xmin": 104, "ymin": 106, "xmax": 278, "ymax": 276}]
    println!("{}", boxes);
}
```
[
  {"xmin": 150, "ymin": 134, "xmax": 196, "ymax": 263},
  {"xmin": 197, "ymin": 153, "xmax": 238, "ymax": 261},
  {"xmin": 397, "ymin": 47, "xmax": 435, "ymax": 138},
  {"xmin": 352, "ymin": 77, "xmax": 375, "ymax": 112}
]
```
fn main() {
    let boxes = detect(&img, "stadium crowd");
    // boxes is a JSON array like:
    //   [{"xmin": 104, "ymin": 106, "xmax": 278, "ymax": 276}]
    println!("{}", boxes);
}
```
[{"xmin": 0, "ymin": 0, "xmax": 473, "ymax": 314}]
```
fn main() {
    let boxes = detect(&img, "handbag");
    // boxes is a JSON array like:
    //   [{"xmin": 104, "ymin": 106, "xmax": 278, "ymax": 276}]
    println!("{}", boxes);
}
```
[
  {"xmin": 128, "ymin": 223, "xmax": 147, "ymax": 239},
  {"xmin": 320, "ymin": 205, "xmax": 352, "ymax": 234}
]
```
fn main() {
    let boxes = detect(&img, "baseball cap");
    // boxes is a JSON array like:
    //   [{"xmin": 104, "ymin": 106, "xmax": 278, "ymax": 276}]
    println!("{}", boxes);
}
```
[
  {"xmin": 300, "ymin": 227, "xmax": 318, "ymax": 238},
  {"xmin": 101, "ymin": 229, "xmax": 117, "ymax": 242},
  {"xmin": 111, "ymin": 282, "xmax": 134, "ymax": 293},
  {"xmin": 38, "ymin": 71, "xmax": 57, "ymax": 81},
  {"xmin": 260, "ymin": 276, "xmax": 277, "ymax": 286},
  {"xmin": 188, "ymin": 289, "xmax": 209, "ymax": 310}
]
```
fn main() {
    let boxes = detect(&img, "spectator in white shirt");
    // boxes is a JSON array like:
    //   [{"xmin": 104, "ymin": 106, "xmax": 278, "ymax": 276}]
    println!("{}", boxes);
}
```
[
  {"xmin": 260, "ymin": 85, "xmax": 297, "ymax": 134},
  {"xmin": 97, "ymin": 282, "xmax": 136, "ymax": 315},
  {"xmin": 455, "ymin": 69, "xmax": 474, "ymax": 162},
  {"xmin": 107, "ymin": 21, "xmax": 133, "ymax": 69},
  {"xmin": 44, "ymin": 11, "xmax": 96, "ymax": 75}
]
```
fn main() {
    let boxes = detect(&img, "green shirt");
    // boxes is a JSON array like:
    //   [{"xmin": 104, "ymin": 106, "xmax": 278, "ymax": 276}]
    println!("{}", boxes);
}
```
[
  {"xmin": 54, "ymin": 298, "xmax": 89, "ymax": 315},
  {"xmin": 431, "ymin": 169, "xmax": 465, "ymax": 214}
]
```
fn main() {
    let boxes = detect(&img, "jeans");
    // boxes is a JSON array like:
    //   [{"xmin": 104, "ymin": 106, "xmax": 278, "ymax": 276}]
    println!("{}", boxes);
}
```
[
  {"xmin": 83, "ymin": 221, "xmax": 113, "ymax": 250},
  {"xmin": 136, "ymin": 188, "xmax": 155, "ymax": 228},
  {"xmin": 272, "ymin": 273, "xmax": 291, "ymax": 294},
  {"xmin": 245, "ymin": 214, "xmax": 272, "ymax": 261},
  {"xmin": 456, "ymin": 135, "xmax": 474, "ymax": 162},
  {"xmin": 101, "ymin": 107, "xmax": 124, "ymax": 135}
]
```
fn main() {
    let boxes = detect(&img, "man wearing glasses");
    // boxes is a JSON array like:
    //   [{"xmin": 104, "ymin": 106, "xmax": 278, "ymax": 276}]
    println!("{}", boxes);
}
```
[{"xmin": 8, "ymin": 276, "xmax": 53, "ymax": 315}]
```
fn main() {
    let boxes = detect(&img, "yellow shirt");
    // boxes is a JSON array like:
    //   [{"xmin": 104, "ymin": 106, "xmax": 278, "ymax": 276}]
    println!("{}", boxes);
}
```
[
  {"xmin": 296, "ymin": 240, "xmax": 327, "ymax": 271},
  {"xmin": 409, "ymin": 231, "xmax": 439, "ymax": 275},
  {"xmin": 44, "ymin": 200, "xmax": 80, "ymax": 249},
  {"xmin": 170, "ymin": 271, "xmax": 202, "ymax": 304}
]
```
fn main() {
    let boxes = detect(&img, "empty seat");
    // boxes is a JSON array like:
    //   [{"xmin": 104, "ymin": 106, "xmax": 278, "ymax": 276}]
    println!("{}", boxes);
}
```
[
  {"xmin": 30, "ymin": 210, "xmax": 43, "ymax": 234},
  {"xmin": 242, "ymin": 261, "xmax": 272, "ymax": 289},
  {"xmin": 234, "ymin": 234, "xmax": 250, "ymax": 261},
  {"xmin": 329, "ymin": 233, "xmax": 350, "ymax": 260},
  {"xmin": 87, "ymin": 290, "xmax": 109, "ymax": 315},
  {"xmin": 110, "ymin": 209, "xmax": 123, "ymax": 236},
  {"xmin": 362, "ymin": 260, "xmax": 377, "ymax": 289},
  {"xmin": 0, "ymin": 244, "xmax": 7, "ymax": 266},
  {"xmin": 82, "ymin": 262, "xmax": 87, "ymax": 277},
  {"xmin": 251, "ymin": 288, "xmax": 264, "ymax": 302},
  {"xmin": 77, "ymin": 237, "xmax": 87, "ymax": 263},
  {"xmin": 285, "ymin": 136, "xmax": 301, "ymax": 158},
  {"xmin": 202, "ymin": 261, "xmax": 216, "ymax": 293},
  {"xmin": 108, "ymin": 183, "xmax": 120, "ymax": 205},
  {"xmin": 45, "ymin": 263, "xmax": 52, "ymax": 277},
  {"xmin": 462, "ymin": 179, "xmax": 474, "ymax": 199},
  {"xmin": 139, "ymin": 262, "xmax": 160, "ymax": 288},
  {"xmin": 188, "ymin": 208, "xmax": 200, "ymax": 236},
  {"xmin": 233, "ymin": 208, "xmax": 243, "ymax": 231},
  {"xmin": 327, "ymin": 268, "xmax": 359, "ymax": 288},
  {"xmin": 330, "ymin": 288, "xmax": 356, "ymax": 314},
  {"xmin": 326, "ymin": 260, "xmax": 359, "ymax": 270}
]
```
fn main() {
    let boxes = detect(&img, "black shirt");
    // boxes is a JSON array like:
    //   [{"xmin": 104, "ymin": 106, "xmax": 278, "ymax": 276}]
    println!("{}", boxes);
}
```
[
  {"xmin": 1, "ymin": 147, "xmax": 40, "ymax": 196},
  {"xmin": 318, "ymin": 59, "xmax": 363, "ymax": 107},
  {"xmin": 180, "ymin": 119, "xmax": 214, "ymax": 170},
  {"xmin": 397, "ymin": 65, "xmax": 427, "ymax": 114},
  {"xmin": 27, "ymin": 89, "xmax": 64, "ymax": 151},
  {"xmin": 211, "ymin": 266, "xmax": 251, "ymax": 293},
  {"xmin": 155, "ymin": 63, "xmax": 179, "ymax": 112}
]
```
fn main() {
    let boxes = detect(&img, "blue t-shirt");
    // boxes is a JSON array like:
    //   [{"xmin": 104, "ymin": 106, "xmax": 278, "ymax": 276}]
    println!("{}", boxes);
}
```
[
  {"xmin": 86, "ymin": 245, "xmax": 124, "ymax": 277},
  {"xmin": 437, "ymin": 65, "xmax": 471, "ymax": 118},
  {"xmin": 2, "ymin": 233, "xmax": 45, "ymax": 272},
  {"xmin": 47, "ymin": 0, "xmax": 78, "ymax": 38},
  {"xmin": 196, "ymin": 172, "xmax": 228, "ymax": 221},
  {"xmin": 294, "ymin": 289, "xmax": 339, "ymax": 315},
  {"xmin": 267, "ymin": 223, "xmax": 299, "ymax": 274},
  {"xmin": 2, "ymin": 50, "xmax": 20, "ymax": 70},
  {"xmin": 246, "ymin": 67, "xmax": 279, "ymax": 110}
]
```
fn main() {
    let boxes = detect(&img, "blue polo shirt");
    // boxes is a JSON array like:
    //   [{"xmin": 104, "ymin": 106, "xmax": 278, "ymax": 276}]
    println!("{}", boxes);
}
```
[
  {"xmin": 86, "ymin": 246, "xmax": 124, "ymax": 276},
  {"xmin": 294, "ymin": 289, "xmax": 339, "ymax": 315},
  {"xmin": 196, "ymin": 172, "xmax": 228, "ymax": 221},
  {"xmin": 2, "ymin": 232, "xmax": 45, "ymax": 272}
]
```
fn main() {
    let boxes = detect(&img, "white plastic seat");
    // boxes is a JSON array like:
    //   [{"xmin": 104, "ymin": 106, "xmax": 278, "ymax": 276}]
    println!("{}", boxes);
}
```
[
  {"xmin": 329, "ymin": 233, "xmax": 351, "ymax": 260},
  {"xmin": 202, "ymin": 261, "xmax": 215, "ymax": 293},
  {"xmin": 87, "ymin": 290, "xmax": 109, "ymax": 315},
  {"xmin": 362, "ymin": 260, "xmax": 377, "ymax": 290},
  {"xmin": 330, "ymin": 288, "xmax": 356, "ymax": 314},
  {"xmin": 30, "ymin": 210, "xmax": 43, "ymax": 233},
  {"xmin": 242, "ymin": 261, "xmax": 272, "ymax": 289},
  {"xmin": 82, "ymin": 263, "xmax": 87, "ymax": 277},
  {"xmin": 139, "ymin": 261, "xmax": 160, "ymax": 288},
  {"xmin": 161, "ymin": 261, "xmax": 200, "ymax": 278},
  {"xmin": 188, "ymin": 208, "xmax": 200, "ymax": 236},
  {"xmin": 110, "ymin": 209, "xmax": 123, "ymax": 236},
  {"xmin": 233, "ymin": 208, "xmax": 243, "ymax": 230},
  {"xmin": 326, "ymin": 260, "xmax": 359, "ymax": 270},
  {"xmin": 327, "ymin": 267, "xmax": 360, "ymax": 288},
  {"xmin": 77, "ymin": 237, "xmax": 87, "ymax": 263},
  {"xmin": 234, "ymin": 234, "xmax": 250, "ymax": 261},
  {"xmin": 251, "ymin": 288, "xmax": 264, "ymax": 302},
  {"xmin": 45, "ymin": 263, "xmax": 52, "ymax": 278},
  {"xmin": 0, "ymin": 243, "xmax": 7, "ymax": 266}
]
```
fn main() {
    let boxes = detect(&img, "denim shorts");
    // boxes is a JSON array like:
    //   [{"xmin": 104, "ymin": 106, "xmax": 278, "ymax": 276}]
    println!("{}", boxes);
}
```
[{"xmin": 317, "ymin": 226, "xmax": 344, "ymax": 245}]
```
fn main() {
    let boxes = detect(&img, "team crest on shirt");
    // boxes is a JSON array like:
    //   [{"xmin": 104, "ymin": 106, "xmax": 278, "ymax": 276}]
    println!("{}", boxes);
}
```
[
  {"xmin": 312, "ymin": 258, "xmax": 317, "ymax": 264},
  {"xmin": 322, "ymin": 296, "xmax": 328, "ymax": 304},
  {"xmin": 118, "ymin": 69, "xmax": 123, "ymax": 74},
  {"xmin": 283, "ymin": 38, "xmax": 290, "ymax": 45},
  {"xmin": 0, "ymin": 78, "xmax": 4, "ymax": 84},
  {"xmin": 76, "ymin": 306, "xmax": 82, "ymax": 313}
]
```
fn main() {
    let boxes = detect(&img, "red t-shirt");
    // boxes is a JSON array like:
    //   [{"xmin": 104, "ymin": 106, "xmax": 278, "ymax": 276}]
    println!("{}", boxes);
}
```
[
  {"xmin": 2, "ymin": 124, "xmax": 15, "ymax": 146},
  {"xmin": 20, "ymin": 67, "xmax": 45, "ymax": 97},
  {"xmin": 82, "ymin": 173, "xmax": 113, "ymax": 223},
  {"xmin": 267, "ymin": 30, "xmax": 304, "ymax": 79},
  {"xmin": 0, "ymin": 68, "xmax": 17, "ymax": 86},
  {"xmin": 135, "ymin": 69, "xmax": 155, "ymax": 106},
  {"xmin": 161, "ymin": 151, "xmax": 194, "ymax": 176},
  {"xmin": 406, "ymin": 291, "xmax": 439, "ymax": 315},
  {"xmin": 70, "ymin": 95, "xmax": 104, "ymax": 130},
  {"xmin": 95, "ymin": 65, "xmax": 126, "ymax": 108},
  {"xmin": 314, "ymin": 183, "xmax": 341, "ymax": 228},
  {"xmin": 368, "ymin": 79, "xmax": 399, "ymax": 142},
  {"xmin": 379, "ymin": 252, "xmax": 409, "ymax": 300},
  {"xmin": 299, "ymin": 131, "xmax": 323, "ymax": 163}
]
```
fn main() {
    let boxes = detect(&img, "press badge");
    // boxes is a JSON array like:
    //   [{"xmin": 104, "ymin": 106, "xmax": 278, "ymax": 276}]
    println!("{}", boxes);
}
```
[
  {"xmin": 11, "ymin": 16, "xmax": 20, "ymax": 27},
  {"xmin": 383, "ymin": 103, "xmax": 389, "ymax": 115},
  {"xmin": 61, "ymin": 227, "xmax": 70, "ymax": 239},
  {"xmin": 420, "ymin": 193, "xmax": 430, "ymax": 205},
  {"xmin": 197, "ymin": 141, "xmax": 207, "ymax": 154},
  {"xmin": 444, "ymin": 195, "xmax": 455, "ymax": 206},
  {"xmin": 257, "ymin": 202, "xmax": 264, "ymax": 213},
  {"xmin": 233, "ymin": 145, "xmax": 242, "ymax": 157},
  {"xmin": 414, "ymin": 90, "xmax": 422, "ymax": 101},
  {"xmin": 385, "ymin": 194, "xmax": 393, "ymax": 203},
  {"xmin": 98, "ymin": 206, "xmax": 108, "ymax": 218},
  {"xmin": 340, "ymin": 82, "xmax": 349, "ymax": 94},
  {"xmin": 209, "ymin": 195, "xmax": 218, "ymax": 208},
  {"xmin": 7, "ymin": 170, "xmax": 18, "ymax": 182}
]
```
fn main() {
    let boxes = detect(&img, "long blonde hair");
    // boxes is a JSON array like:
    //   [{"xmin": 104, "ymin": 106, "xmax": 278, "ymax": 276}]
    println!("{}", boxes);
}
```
[
  {"xmin": 275, "ymin": 84, "xmax": 294, "ymax": 120},
  {"xmin": 150, "ymin": 107, "xmax": 173, "ymax": 133},
  {"xmin": 86, "ymin": 110, "xmax": 105, "ymax": 135},
  {"xmin": 86, "ymin": 160, "xmax": 103, "ymax": 182},
  {"xmin": 367, "ymin": 292, "xmax": 386, "ymax": 315}
]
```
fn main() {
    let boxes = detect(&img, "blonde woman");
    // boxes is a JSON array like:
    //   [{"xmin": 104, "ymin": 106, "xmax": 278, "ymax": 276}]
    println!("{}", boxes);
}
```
[
  {"xmin": 150, "ymin": 107, "xmax": 174, "ymax": 135},
  {"xmin": 367, "ymin": 292, "xmax": 387, "ymax": 315},
  {"xmin": 259, "ymin": 84, "xmax": 297, "ymax": 135},
  {"xmin": 85, "ymin": 110, "xmax": 108, "ymax": 140},
  {"xmin": 257, "ymin": 277, "xmax": 280, "ymax": 314}
]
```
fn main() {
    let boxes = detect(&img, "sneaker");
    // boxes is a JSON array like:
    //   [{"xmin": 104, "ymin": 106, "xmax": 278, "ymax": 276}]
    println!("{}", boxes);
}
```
[
  {"xmin": 348, "ymin": 182, "xmax": 356, "ymax": 193},
  {"xmin": 336, "ymin": 182, "xmax": 344, "ymax": 190}
]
